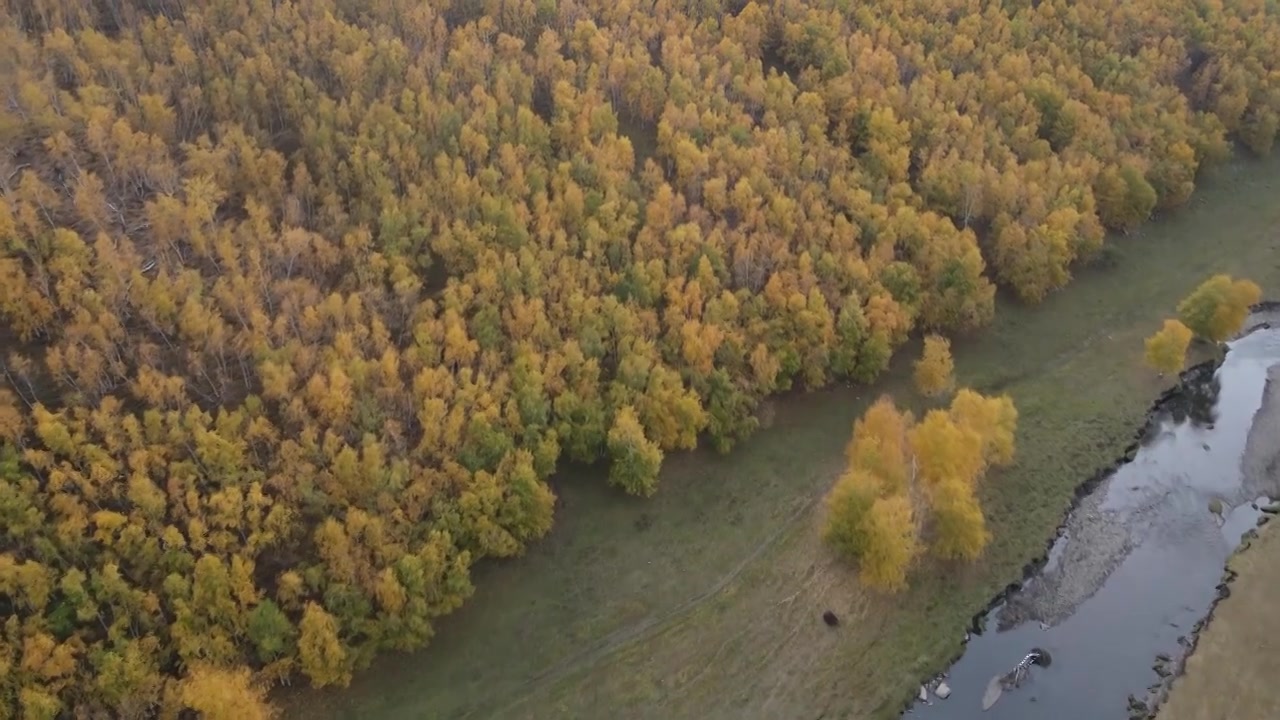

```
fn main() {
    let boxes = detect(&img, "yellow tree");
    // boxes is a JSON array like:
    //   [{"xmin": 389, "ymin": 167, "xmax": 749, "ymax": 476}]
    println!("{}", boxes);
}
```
[
  {"xmin": 858, "ymin": 494, "xmax": 921, "ymax": 591},
  {"xmin": 908, "ymin": 409, "xmax": 985, "ymax": 489},
  {"xmin": 1177, "ymin": 274, "xmax": 1263, "ymax": 342},
  {"xmin": 1144, "ymin": 319, "xmax": 1194, "ymax": 375},
  {"xmin": 947, "ymin": 390, "xmax": 1018, "ymax": 467},
  {"xmin": 913, "ymin": 334, "xmax": 955, "ymax": 398},
  {"xmin": 844, "ymin": 396, "xmax": 911, "ymax": 493},
  {"xmin": 822, "ymin": 467, "xmax": 919, "ymax": 592},
  {"xmin": 929, "ymin": 477, "xmax": 990, "ymax": 560},
  {"xmin": 297, "ymin": 603, "xmax": 349, "ymax": 688},
  {"xmin": 178, "ymin": 664, "xmax": 277, "ymax": 720}
]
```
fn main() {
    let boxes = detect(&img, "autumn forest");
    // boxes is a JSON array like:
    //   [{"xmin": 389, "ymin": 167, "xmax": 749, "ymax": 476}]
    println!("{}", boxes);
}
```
[{"xmin": 1, "ymin": 0, "xmax": 1279, "ymax": 715}]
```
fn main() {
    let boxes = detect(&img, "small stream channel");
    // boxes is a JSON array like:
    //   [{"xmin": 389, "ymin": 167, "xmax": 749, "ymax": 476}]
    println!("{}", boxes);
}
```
[{"xmin": 906, "ymin": 313, "xmax": 1280, "ymax": 719}]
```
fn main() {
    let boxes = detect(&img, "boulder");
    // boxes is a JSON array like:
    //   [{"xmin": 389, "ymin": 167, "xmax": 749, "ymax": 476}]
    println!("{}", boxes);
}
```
[
  {"xmin": 935, "ymin": 682, "xmax": 952, "ymax": 699},
  {"xmin": 919, "ymin": 685, "xmax": 928, "ymax": 702}
]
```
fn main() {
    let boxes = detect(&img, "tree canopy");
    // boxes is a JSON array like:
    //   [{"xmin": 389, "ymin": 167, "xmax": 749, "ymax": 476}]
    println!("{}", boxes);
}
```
[
  {"xmin": 0, "ymin": 0, "xmax": 1277, "ymax": 712},
  {"xmin": 1177, "ymin": 274, "xmax": 1263, "ymax": 342},
  {"xmin": 1144, "ymin": 319, "xmax": 1195, "ymax": 375},
  {"xmin": 823, "ymin": 391, "xmax": 1016, "ymax": 590},
  {"xmin": 914, "ymin": 335, "xmax": 955, "ymax": 398}
]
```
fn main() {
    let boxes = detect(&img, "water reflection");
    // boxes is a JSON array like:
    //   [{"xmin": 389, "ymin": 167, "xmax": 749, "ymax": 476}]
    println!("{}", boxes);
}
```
[{"xmin": 1155, "ymin": 369, "xmax": 1221, "ymax": 432}]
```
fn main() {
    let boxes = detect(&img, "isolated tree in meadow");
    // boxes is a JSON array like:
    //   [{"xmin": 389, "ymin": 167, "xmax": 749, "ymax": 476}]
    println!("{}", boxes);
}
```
[
  {"xmin": 913, "ymin": 334, "xmax": 955, "ymax": 398},
  {"xmin": 1177, "ymin": 275, "xmax": 1263, "ymax": 342},
  {"xmin": 1144, "ymin": 319, "xmax": 1194, "ymax": 375}
]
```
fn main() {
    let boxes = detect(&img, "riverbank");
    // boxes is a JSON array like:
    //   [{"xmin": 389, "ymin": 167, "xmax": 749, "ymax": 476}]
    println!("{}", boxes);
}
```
[
  {"xmin": 1157, "ymin": 519, "xmax": 1280, "ymax": 720},
  {"xmin": 1156, "ymin": 358, "xmax": 1280, "ymax": 720},
  {"xmin": 279, "ymin": 156, "xmax": 1280, "ymax": 720}
]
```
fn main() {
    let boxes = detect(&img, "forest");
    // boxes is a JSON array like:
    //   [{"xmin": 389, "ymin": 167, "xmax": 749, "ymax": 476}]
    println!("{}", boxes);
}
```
[{"xmin": 1, "ymin": 0, "xmax": 1278, "ymax": 715}]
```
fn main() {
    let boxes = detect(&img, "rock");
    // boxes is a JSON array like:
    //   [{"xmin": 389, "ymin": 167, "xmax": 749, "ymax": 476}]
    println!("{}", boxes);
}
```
[
  {"xmin": 1128, "ymin": 693, "xmax": 1149, "ymax": 719},
  {"xmin": 919, "ymin": 685, "xmax": 928, "ymax": 702},
  {"xmin": 1156, "ymin": 653, "xmax": 1171, "ymax": 662},
  {"xmin": 1039, "ymin": 621, "xmax": 1050, "ymax": 631},
  {"xmin": 1208, "ymin": 498, "xmax": 1225, "ymax": 516},
  {"xmin": 935, "ymin": 682, "xmax": 952, "ymax": 699},
  {"xmin": 1263, "ymin": 502, "xmax": 1280, "ymax": 515},
  {"xmin": 1154, "ymin": 663, "xmax": 1171, "ymax": 678}
]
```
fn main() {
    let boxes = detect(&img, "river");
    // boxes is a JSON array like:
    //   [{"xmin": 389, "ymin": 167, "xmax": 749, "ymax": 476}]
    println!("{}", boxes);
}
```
[{"xmin": 906, "ymin": 314, "xmax": 1280, "ymax": 719}]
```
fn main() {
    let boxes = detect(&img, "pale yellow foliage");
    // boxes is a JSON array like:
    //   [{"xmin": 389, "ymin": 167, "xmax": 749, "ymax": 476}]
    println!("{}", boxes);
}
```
[
  {"xmin": 908, "ymin": 409, "xmax": 985, "ymax": 488},
  {"xmin": 1144, "ymin": 319, "xmax": 1194, "ymax": 375},
  {"xmin": 913, "ymin": 334, "xmax": 955, "ymax": 397},
  {"xmin": 858, "ymin": 494, "xmax": 921, "ymax": 592},
  {"xmin": 948, "ymin": 389, "xmax": 1018, "ymax": 467},
  {"xmin": 179, "ymin": 664, "xmax": 277, "ymax": 720},
  {"xmin": 929, "ymin": 477, "xmax": 990, "ymax": 560},
  {"xmin": 844, "ymin": 396, "xmax": 912, "ymax": 493}
]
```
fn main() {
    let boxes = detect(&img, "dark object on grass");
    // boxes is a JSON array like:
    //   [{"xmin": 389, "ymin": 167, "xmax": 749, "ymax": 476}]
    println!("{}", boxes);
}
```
[{"xmin": 822, "ymin": 610, "xmax": 839, "ymax": 627}]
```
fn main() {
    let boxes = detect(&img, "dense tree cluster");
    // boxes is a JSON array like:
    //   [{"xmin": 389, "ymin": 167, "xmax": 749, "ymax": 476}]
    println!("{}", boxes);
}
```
[
  {"xmin": 822, "ymin": 391, "xmax": 1016, "ymax": 591},
  {"xmin": 1, "ymin": 0, "xmax": 1278, "ymax": 712}
]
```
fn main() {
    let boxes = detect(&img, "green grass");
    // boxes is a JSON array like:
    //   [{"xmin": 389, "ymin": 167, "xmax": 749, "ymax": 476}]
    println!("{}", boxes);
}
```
[{"xmin": 278, "ymin": 154, "xmax": 1280, "ymax": 720}]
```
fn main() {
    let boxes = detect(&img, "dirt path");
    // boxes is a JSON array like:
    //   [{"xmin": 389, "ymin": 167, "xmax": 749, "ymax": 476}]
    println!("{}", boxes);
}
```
[{"xmin": 1159, "ymin": 521, "xmax": 1280, "ymax": 720}]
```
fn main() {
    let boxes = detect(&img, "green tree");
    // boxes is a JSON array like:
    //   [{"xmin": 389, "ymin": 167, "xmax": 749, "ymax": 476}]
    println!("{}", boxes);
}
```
[
  {"xmin": 606, "ymin": 406, "xmax": 664, "ymax": 496},
  {"xmin": 1177, "ymin": 274, "xmax": 1263, "ymax": 342}
]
